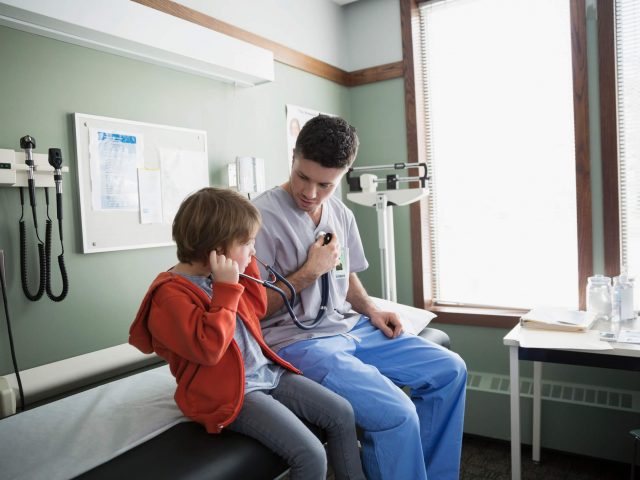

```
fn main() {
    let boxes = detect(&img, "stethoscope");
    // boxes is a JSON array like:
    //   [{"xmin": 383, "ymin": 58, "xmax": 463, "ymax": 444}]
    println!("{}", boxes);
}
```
[{"xmin": 239, "ymin": 232, "xmax": 332, "ymax": 330}]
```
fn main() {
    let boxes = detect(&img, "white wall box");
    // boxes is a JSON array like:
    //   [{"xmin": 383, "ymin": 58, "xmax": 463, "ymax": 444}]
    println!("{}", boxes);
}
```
[{"xmin": 0, "ymin": 0, "xmax": 274, "ymax": 86}]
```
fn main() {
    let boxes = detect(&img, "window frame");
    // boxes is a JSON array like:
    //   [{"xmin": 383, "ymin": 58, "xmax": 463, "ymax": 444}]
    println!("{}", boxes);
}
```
[
  {"xmin": 401, "ymin": 0, "xmax": 594, "ymax": 328},
  {"xmin": 597, "ymin": 0, "xmax": 622, "ymax": 279}
]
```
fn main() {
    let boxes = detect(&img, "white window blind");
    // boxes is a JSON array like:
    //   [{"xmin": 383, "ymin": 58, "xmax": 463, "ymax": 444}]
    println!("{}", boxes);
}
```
[
  {"xmin": 615, "ymin": 0, "xmax": 640, "ymax": 310},
  {"xmin": 419, "ymin": 0, "xmax": 579, "ymax": 309}
]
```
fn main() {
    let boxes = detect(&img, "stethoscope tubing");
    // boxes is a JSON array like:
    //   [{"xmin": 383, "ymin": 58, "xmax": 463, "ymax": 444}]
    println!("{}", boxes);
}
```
[{"xmin": 240, "ymin": 256, "xmax": 328, "ymax": 330}]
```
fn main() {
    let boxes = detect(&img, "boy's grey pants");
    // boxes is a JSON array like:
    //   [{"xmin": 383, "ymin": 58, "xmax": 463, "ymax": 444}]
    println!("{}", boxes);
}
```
[{"xmin": 228, "ymin": 371, "xmax": 365, "ymax": 480}]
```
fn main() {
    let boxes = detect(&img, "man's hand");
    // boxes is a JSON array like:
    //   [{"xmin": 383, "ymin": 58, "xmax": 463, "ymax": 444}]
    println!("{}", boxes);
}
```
[
  {"xmin": 369, "ymin": 310, "xmax": 403, "ymax": 338},
  {"xmin": 209, "ymin": 251, "xmax": 239, "ymax": 284},
  {"xmin": 304, "ymin": 234, "xmax": 341, "ymax": 278},
  {"xmin": 346, "ymin": 274, "xmax": 402, "ymax": 338},
  {"xmin": 262, "ymin": 235, "xmax": 340, "ymax": 317}
]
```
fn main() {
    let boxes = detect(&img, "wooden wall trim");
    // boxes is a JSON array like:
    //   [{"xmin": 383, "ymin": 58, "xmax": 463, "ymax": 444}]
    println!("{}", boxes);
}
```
[
  {"xmin": 132, "ymin": 0, "xmax": 403, "ymax": 87},
  {"xmin": 348, "ymin": 62, "xmax": 404, "ymax": 86},
  {"xmin": 597, "ymin": 0, "xmax": 621, "ymax": 278},
  {"xmin": 570, "ymin": 0, "xmax": 594, "ymax": 310},
  {"xmin": 431, "ymin": 310, "xmax": 520, "ymax": 329}
]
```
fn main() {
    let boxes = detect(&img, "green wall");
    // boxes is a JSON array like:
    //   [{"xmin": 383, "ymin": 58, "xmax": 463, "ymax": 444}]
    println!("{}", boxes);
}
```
[{"xmin": 0, "ymin": 25, "xmax": 349, "ymax": 372}]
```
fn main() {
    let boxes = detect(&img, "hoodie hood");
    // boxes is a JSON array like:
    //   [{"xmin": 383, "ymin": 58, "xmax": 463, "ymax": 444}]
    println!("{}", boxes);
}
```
[{"xmin": 129, "ymin": 272, "xmax": 199, "ymax": 354}]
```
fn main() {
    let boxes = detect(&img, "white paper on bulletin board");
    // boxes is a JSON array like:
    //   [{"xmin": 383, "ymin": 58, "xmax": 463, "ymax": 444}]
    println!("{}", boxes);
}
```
[
  {"xmin": 88, "ymin": 128, "xmax": 144, "ymax": 212},
  {"xmin": 75, "ymin": 113, "xmax": 209, "ymax": 253}
]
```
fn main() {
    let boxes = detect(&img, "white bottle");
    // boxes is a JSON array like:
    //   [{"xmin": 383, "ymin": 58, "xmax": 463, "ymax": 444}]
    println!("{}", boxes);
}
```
[{"xmin": 612, "ymin": 269, "xmax": 635, "ymax": 322}]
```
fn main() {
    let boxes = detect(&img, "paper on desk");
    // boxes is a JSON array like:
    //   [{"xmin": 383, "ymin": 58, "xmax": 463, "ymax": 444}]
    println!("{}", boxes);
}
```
[
  {"xmin": 519, "ymin": 328, "xmax": 613, "ymax": 350},
  {"xmin": 617, "ymin": 330, "xmax": 640, "ymax": 344},
  {"xmin": 520, "ymin": 308, "xmax": 595, "ymax": 332}
]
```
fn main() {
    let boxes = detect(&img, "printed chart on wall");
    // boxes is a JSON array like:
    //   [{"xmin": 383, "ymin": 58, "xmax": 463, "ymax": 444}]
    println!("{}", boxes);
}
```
[
  {"xmin": 286, "ymin": 104, "xmax": 338, "ymax": 172},
  {"xmin": 285, "ymin": 105, "xmax": 341, "ymax": 196},
  {"xmin": 75, "ymin": 113, "xmax": 209, "ymax": 253}
]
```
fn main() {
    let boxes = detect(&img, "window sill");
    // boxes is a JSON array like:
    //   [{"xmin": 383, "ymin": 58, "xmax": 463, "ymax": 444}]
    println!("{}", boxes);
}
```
[{"xmin": 425, "ymin": 305, "xmax": 524, "ymax": 329}]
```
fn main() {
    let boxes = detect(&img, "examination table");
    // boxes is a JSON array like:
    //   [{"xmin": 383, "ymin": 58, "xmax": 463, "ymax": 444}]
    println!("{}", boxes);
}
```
[
  {"xmin": 78, "ymin": 326, "xmax": 450, "ymax": 480},
  {"xmin": 0, "ymin": 301, "xmax": 449, "ymax": 480}
]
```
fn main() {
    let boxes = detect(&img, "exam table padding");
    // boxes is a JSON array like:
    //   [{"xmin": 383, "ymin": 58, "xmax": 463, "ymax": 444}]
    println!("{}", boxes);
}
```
[{"xmin": 0, "ymin": 366, "xmax": 186, "ymax": 480}]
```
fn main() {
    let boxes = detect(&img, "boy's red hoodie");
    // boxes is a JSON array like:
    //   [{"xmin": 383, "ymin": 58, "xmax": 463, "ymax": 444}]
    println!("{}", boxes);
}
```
[{"xmin": 129, "ymin": 258, "xmax": 300, "ymax": 433}]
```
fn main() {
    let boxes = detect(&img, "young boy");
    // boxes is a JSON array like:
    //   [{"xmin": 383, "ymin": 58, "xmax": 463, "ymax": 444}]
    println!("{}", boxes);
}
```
[{"xmin": 129, "ymin": 187, "xmax": 364, "ymax": 480}]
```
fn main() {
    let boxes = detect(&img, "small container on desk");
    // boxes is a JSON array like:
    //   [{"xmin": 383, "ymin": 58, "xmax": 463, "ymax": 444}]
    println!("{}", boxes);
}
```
[
  {"xmin": 612, "ymin": 272, "xmax": 635, "ymax": 322},
  {"xmin": 587, "ymin": 274, "xmax": 612, "ymax": 320}
]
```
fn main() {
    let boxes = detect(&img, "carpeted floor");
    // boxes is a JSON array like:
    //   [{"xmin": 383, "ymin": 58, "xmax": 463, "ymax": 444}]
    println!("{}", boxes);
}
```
[
  {"xmin": 321, "ymin": 433, "xmax": 631, "ymax": 479},
  {"xmin": 461, "ymin": 434, "xmax": 631, "ymax": 480}
]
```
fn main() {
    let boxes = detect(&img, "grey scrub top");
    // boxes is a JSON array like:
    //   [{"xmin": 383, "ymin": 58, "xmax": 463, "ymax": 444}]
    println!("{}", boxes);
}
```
[{"xmin": 253, "ymin": 186, "xmax": 369, "ymax": 352}]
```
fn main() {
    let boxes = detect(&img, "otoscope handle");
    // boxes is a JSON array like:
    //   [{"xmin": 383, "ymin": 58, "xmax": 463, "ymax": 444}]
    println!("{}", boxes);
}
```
[
  {"xmin": 56, "ymin": 193, "xmax": 63, "ymax": 222},
  {"xmin": 48, "ymin": 149, "xmax": 64, "ymax": 222},
  {"xmin": 20, "ymin": 136, "xmax": 38, "ymax": 228},
  {"xmin": 27, "ymin": 179, "xmax": 37, "ymax": 207}
]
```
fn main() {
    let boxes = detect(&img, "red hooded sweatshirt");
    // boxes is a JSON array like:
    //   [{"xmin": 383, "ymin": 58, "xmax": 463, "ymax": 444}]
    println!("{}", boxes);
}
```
[{"xmin": 129, "ymin": 258, "xmax": 300, "ymax": 433}]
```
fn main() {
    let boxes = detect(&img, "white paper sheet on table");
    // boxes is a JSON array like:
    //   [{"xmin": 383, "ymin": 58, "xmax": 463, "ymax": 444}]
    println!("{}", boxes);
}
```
[
  {"xmin": 617, "ymin": 329, "xmax": 640, "ymax": 344},
  {"xmin": 519, "ymin": 328, "xmax": 613, "ymax": 350}
]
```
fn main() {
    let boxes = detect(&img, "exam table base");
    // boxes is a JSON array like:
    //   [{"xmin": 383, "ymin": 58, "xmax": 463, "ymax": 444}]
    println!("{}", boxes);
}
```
[{"xmin": 75, "ymin": 421, "xmax": 313, "ymax": 480}]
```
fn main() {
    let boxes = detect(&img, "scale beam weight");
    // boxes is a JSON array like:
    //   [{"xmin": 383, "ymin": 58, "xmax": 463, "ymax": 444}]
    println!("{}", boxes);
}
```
[{"xmin": 346, "ymin": 163, "xmax": 429, "ymax": 303}]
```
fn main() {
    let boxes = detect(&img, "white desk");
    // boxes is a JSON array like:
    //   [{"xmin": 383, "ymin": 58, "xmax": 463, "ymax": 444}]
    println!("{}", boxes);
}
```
[{"xmin": 503, "ymin": 319, "xmax": 640, "ymax": 480}]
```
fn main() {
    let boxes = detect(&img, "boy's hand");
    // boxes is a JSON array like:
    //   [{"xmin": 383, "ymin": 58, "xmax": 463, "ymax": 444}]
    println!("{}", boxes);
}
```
[{"xmin": 209, "ymin": 251, "xmax": 239, "ymax": 284}]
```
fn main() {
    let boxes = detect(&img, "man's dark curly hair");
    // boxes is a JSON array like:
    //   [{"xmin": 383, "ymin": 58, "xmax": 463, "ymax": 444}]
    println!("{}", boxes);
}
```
[{"xmin": 293, "ymin": 115, "xmax": 359, "ymax": 169}]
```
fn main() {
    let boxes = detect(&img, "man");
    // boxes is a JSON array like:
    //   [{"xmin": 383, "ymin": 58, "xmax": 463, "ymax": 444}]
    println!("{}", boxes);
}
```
[{"xmin": 253, "ymin": 115, "xmax": 466, "ymax": 480}]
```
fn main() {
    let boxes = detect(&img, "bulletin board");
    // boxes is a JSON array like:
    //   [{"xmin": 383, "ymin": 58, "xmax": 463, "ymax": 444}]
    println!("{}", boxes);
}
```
[{"xmin": 74, "ymin": 113, "xmax": 209, "ymax": 253}]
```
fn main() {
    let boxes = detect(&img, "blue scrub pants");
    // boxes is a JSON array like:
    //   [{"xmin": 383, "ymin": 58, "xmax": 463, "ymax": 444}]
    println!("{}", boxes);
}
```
[{"xmin": 278, "ymin": 316, "xmax": 467, "ymax": 480}]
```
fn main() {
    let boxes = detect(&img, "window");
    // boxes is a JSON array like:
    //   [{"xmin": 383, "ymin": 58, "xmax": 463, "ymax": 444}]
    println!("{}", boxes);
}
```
[
  {"xmin": 600, "ymin": 0, "xmax": 640, "ymax": 310},
  {"xmin": 408, "ymin": 0, "xmax": 591, "ymax": 316}
]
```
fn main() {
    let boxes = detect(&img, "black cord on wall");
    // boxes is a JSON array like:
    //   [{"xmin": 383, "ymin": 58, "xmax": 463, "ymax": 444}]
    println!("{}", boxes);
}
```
[{"xmin": 0, "ymin": 249, "xmax": 26, "ymax": 413}]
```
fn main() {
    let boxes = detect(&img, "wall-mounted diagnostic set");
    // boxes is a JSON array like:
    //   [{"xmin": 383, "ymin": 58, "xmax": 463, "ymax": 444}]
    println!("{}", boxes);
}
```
[{"xmin": 0, "ymin": 135, "xmax": 71, "ymax": 302}]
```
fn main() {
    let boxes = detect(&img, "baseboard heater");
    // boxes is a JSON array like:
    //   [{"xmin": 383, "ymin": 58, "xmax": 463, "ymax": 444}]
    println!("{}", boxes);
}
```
[{"xmin": 467, "ymin": 370, "xmax": 639, "ymax": 413}]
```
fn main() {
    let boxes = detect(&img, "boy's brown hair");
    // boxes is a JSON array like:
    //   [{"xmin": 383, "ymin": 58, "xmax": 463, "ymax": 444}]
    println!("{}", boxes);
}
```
[{"xmin": 172, "ymin": 187, "xmax": 261, "ymax": 265}]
